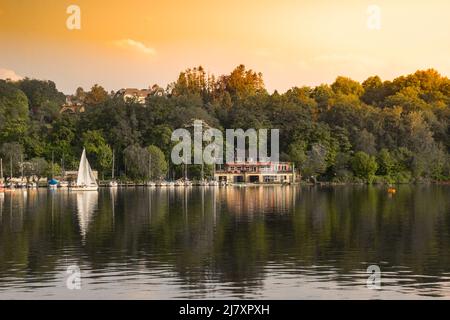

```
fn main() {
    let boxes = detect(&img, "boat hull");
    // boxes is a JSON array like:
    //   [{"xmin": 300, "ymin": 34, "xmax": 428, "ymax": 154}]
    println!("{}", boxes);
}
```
[{"xmin": 70, "ymin": 186, "xmax": 99, "ymax": 191}]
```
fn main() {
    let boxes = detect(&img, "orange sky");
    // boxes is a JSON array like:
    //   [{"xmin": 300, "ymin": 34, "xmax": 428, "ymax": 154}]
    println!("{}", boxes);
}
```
[{"xmin": 1, "ymin": 0, "xmax": 450, "ymax": 93}]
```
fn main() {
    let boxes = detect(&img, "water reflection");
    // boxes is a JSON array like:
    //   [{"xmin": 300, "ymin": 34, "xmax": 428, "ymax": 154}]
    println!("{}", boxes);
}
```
[
  {"xmin": 75, "ymin": 192, "xmax": 98, "ymax": 239},
  {"xmin": 0, "ymin": 185, "xmax": 449, "ymax": 299}
]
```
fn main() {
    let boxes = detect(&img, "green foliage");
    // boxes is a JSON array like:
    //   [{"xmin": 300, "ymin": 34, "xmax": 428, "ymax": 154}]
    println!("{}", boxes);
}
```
[
  {"xmin": 0, "ymin": 142, "xmax": 24, "ymax": 177},
  {"xmin": 84, "ymin": 84, "xmax": 109, "ymax": 106},
  {"xmin": 0, "ymin": 67, "xmax": 448, "ymax": 182},
  {"xmin": 376, "ymin": 149, "xmax": 394, "ymax": 177},
  {"xmin": 147, "ymin": 145, "xmax": 168, "ymax": 180},
  {"xmin": 82, "ymin": 130, "xmax": 112, "ymax": 178},
  {"xmin": 16, "ymin": 78, "xmax": 65, "ymax": 123},
  {"xmin": 351, "ymin": 152, "xmax": 378, "ymax": 183},
  {"xmin": 288, "ymin": 140, "xmax": 307, "ymax": 169},
  {"xmin": 28, "ymin": 157, "xmax": 48, "ymax": 180},
  {"xmin": 123, "ymin": 144, "xmax": 150, "ymax": 181},
  {"xmin": 0, "ymin": 80, "xmax": 29, "ymax": 142},
  {"xmin": 331, "ymin": 76, "xmax": 364, "ymax": 96}
]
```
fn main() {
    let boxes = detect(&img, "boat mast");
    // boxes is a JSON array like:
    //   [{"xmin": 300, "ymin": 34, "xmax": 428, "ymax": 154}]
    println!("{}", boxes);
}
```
[
  {"xmin": 20, "ymin": 154, "xmax": 24, "ymax": 181},
  {"xmin": 112, "ymin": 150, "xmax": 115, "ymax": 180},
  {"xmin": 0, "ymin": 158, "xmax": 3, "ymax": 182},
  {"xmin": 9, "ymin": 156, "xmax": 12, "ymax": 180},
  {"xmin": 51, "ymin": 151, "xmax": 54, "ymax": 179},
  {"xmin": 148, "ymin": 153, "xmax": 152, "ymax": 181},
  {"xmin": 61, "ymin": 155, "xmax": 65, "ymax": 178},
  {"xmin": 201, "ymin": 161, "xmax": 204, "ymax": 181}
]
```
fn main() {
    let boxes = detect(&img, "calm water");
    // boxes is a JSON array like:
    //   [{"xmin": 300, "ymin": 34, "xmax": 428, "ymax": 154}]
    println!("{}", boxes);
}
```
[{"xmin": 0, "ymin": 185, "xmax": 450, "ymax": 299}]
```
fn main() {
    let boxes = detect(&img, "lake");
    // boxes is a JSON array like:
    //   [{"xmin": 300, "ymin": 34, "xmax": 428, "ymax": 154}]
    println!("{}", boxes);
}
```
[{"xmin": 0, "ymin": 185, "xmax": 449, "ymax": 299}]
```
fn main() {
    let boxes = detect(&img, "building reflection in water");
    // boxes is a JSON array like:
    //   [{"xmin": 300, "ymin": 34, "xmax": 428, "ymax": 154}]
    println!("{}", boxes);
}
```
[{"xmin": 218, "ymin": 186, "xmax": 297, "ymax": 218}]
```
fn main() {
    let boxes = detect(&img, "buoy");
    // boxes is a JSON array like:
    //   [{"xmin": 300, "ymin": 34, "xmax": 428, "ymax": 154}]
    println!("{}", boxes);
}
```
[{"xmin": 387, "ymin": 187, "xmax": 396, "ymax": 194}]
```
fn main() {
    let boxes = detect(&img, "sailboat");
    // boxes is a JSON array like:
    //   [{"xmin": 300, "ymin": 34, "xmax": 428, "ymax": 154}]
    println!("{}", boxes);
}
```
[
  {"xmin": 70, "ymin": 148, "xmax": 99, "ymax": 191},
  {"xmin": 108, "ymin": 150, "xmax": 118, "ymax": 188},
  {"xmin": 6, "ymin": 156, "xmax": 15, "ymax": 189},
  {"xmin": 0, "ymin": 158, "xmax": 4, "ymax": 192},
  {"xmin": 198, "ymin": 161, "xmax": 208, "ymax": 186},
  {"xmin": 48, "ymin": 151, "xmax": 58, "ymax": 189},
  {"xmin": 59, "ymin": 156, "xmax": 69, "ymax": 188},
  {"xmin": 145, "ymin": 153, "xmax": 155, "ymax": 187}
]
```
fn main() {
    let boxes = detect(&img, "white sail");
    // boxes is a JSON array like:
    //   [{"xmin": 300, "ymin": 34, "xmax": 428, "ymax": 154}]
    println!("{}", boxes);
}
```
[{"xmin": 76, "ymin": 148, "xmax": 98, "ymax": 187}]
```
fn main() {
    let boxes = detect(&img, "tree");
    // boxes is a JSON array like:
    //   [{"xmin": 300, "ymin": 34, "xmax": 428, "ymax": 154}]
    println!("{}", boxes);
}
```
[
  {"xmin": 147, "ymin": 145, "xmax": 168, "ymax": 180},
  {"xmin": 0, "ymin": 67, "xmax": 448, "ymax": 184},
  {"xmin": 362, "ymin": 75, "xmax": 385, "ymax": 105},
  {"xmin": 16, "ymin": 78, "xmax": 65, "ymax": 123},
  {"xmin": 0, "ymin": 80, "xmax": 29, "ymax": 143},
  {"xmin": 331, "ymin": 76, "xmax": 364, "ymax": 96},
  {"xmin": 84, "ymin": 84, "xmax": 109, "ymax": 106},
  {"xmin": 0, "ymin": 142, "xmax": 25, "ymax": 178},
  {"xmin": 288, "ymin": 140, "xmax": 307, "ymax": 169},
  {"xmin": 218, "ymin": 64, "xmax": 266, "ymax": 99},
  {"xmin": 29, "ymin": 157, "xmax": 48, "ymax": 181},
  {"xmin": 123, "ymin": 144, "xmax": 149, "ymax": 181},
  {"xmin": 353, "ymin": 129, "xmax": 377, "ymax": 155},
  {"xmin": 46, "ymin": 162, "xmax": 62, "ymax": 179},
  {"xmin": 82, "ymin": 130, "xmax": 113, "ymax": 178},
  {"xmin": 351, "ymin": 151, "xmax": 378, "ymax": 183},
  {"xmin": 376, "ymin": 149, "xmax": 394, "ymax": 177},
  {"xmin": 302, "ymin": 143, "xmax": 328, "ymax": 180},
  {"xmin": 75, "ymin": 87, "xmax": 86, "ymax": 103}
]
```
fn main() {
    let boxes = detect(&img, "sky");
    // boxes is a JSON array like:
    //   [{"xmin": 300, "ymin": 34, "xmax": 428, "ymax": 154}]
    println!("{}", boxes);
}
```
[{"xmin": 1, "ymin": 0, "xmax": 450, "ymax": 94}]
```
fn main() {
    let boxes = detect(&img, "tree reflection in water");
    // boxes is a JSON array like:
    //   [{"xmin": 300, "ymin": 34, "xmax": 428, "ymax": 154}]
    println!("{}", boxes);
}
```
[{"xmin": 0, "ymin": 185, "xmax": 449, "ymax": 298}]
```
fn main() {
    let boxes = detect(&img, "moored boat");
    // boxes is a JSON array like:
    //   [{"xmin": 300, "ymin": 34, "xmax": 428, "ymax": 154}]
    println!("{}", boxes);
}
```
[
  {"xmin": 108, "ymin": 181, "xmax": 118, "ymax": 188},
  {"xmin": 157, "ymin": 180, "xmax": 168, "ymax": 187},
  {"xmin": 59, "ymin": 181, "xmax": 69, "ymax": 188},
  {"xmin": 69, "ymin": 148, "xmax": 99, "ymax": 191},
  {"xmin": 0, "ymin": 158, "xmax": 4, "ymax": 192},
  {"xmin": 5, "ymin": 182, "xmax": 15, "ymax": 189},
  {"xmin": 108, "ymin": 150, "xmax": 118, "ymax": 188},
  {"xmin": 48, "ymin": 179, "xmax": 58, "ymax": 189},
  {"xmin": 27, "ymin": 182, "xmax": 38, "ymax": 188}
]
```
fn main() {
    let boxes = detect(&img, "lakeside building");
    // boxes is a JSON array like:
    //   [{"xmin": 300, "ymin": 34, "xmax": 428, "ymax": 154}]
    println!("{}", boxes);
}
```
[{"xmin": 214, "ymin": 161, "xmax": 296, "ymax": 183}]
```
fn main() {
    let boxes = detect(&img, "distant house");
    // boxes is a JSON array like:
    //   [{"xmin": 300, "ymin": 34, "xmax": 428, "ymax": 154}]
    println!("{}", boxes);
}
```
[
  {"xmin": 60, "ymin": 95, "xmax": 85, "ymax": 114},
  {"xmin": 115, "ymin": 85, "xmax": 165, "ymax": 104},
  {"xmin": 214, "ymin": 161, "xmax": 296, "ymax": 183}
]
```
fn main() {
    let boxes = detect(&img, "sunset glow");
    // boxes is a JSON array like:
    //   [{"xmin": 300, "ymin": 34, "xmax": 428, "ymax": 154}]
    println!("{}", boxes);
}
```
[{"xmin": 1, "ymin": 0, "xmax": 450, "ymax": 93}]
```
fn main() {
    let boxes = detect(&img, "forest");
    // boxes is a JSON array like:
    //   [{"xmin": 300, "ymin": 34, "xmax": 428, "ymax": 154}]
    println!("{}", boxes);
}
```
[{"xmin": 0, "ymin": 65, "xmax": 449, "ymax": 183}]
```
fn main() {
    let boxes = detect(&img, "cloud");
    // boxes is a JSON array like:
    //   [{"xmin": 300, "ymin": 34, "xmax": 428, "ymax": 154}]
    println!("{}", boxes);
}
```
[
  {"xmin": 113, "ymin": 39, "xmax": 156, "ymax": 55},
  {"xmin": 0, "ymin": 68, "xmax": 23, "ymax": 81}
]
